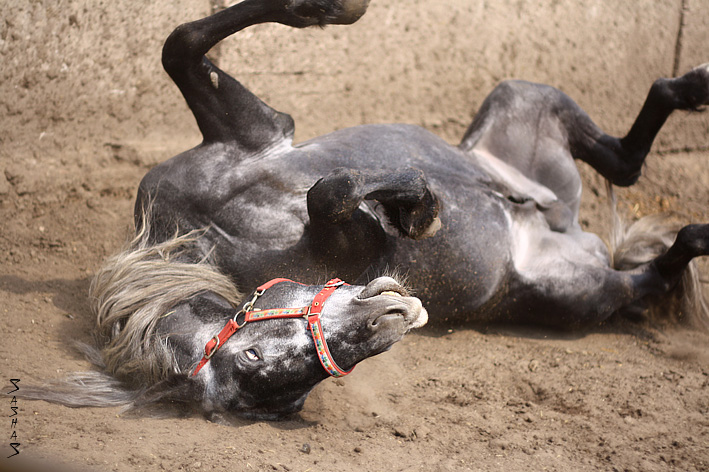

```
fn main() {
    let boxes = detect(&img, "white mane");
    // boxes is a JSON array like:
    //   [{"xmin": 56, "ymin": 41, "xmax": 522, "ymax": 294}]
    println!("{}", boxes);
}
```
[{"xmin": 90, "ymin": 211, "xmax": 243, "ymax": 385}]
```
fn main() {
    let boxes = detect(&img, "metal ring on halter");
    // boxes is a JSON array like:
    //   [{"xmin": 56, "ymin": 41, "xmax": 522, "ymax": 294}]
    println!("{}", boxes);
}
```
[
  {"xmin": 232, "ymin": 289, "xmax": 263, "ymax": 326},
  {"xmin": 204, "ymin": 335, "xmax": 220, "ymax": 359},
  {"xmin": 232, "ymin": 309, "xmax": 248, "ymax": 328},
  {"xmin": 244, "ymin": 290, "xmax": 263, "ymax": 311}
]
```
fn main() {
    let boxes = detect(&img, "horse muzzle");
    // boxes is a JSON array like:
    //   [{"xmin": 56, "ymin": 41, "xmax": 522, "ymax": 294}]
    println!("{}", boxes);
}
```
[
  {"xmin": 369, "ymin": 294, "xmax": 428, "ymax": 331},
  {"xmin": 359, "ymin": 277, "xmax": 429, "ymax": 331}
]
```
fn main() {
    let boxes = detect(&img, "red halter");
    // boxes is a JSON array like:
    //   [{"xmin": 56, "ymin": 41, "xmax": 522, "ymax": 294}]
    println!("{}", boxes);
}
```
[{"xmin": 191, "ymin": 278, "xmax": 353, "ymax": 378}]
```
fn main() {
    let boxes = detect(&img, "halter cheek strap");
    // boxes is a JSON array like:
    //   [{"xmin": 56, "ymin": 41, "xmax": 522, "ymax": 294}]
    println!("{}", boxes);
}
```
[
  {"xmin": 191, "ymin": 278, "xmax": 353, "ymax": 378},
  {"xmin": 306, "ymin": 279, "xmax": 352, "ymax": 377}
]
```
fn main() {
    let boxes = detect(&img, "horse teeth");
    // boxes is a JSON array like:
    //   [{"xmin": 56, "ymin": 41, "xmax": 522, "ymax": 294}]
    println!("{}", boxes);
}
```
[{"xmin": 380, "ymin": 291, "xmax": 402, "ymax": 297}]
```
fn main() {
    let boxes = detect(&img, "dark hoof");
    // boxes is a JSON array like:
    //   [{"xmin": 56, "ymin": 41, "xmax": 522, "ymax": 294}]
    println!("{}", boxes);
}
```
[
  {"xmin": 329, "ymin": 0, "xmax": 370, "ymax": 24},
  {"xmin": 676, "ymin": 223, "xmax": 709, "ymax": 258},
  {"xmin": 675, "ymin": 63, "xmax": 709, "ymax": 110},
  {"xmin": 284, "ymin": 0, "xmax": 370, "ymax": 27},
  {"xmin": 398, "ymin": 188, "xmax": 441, "ymax": 240}
]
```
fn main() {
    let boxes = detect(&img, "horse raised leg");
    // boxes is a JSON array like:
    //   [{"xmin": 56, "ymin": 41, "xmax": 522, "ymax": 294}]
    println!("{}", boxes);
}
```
[
  {"xmin": 457, "ymin": 67, "xmax": 709, "ymax": 328},
  {"xmin": 460, "ymin": 65, "xmax": 709, "ymax": 223},
  {"xmin": 161, "ymin": 0, "xmax": 370, "ymax": 150}
]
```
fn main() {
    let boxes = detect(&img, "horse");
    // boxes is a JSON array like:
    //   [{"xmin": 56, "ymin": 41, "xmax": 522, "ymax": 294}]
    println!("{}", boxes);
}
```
[
  {"xmin": 21, "ymin": 0, "xmax": 709, "ymax": 419},
  {"xmin": 139, "ymin": 0, "xmax": 709, "ymax": 328}
]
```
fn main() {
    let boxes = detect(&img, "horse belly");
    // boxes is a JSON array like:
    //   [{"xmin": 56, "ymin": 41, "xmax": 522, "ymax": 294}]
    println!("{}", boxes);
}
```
[{"xmin": 383, "ymin": 194, "xmax": 514, "ymax": 321}]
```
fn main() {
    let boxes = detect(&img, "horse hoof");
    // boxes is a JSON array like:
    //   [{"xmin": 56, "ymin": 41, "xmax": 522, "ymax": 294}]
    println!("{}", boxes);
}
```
[
  {"xmin": 691, "ymin": 62, "xmax": 709, "ymax": 74},
  {"xmin": 286, "ymin": 0, "xmax": 370, "ymax": 27},
  {"xmin": 330, "ymin": 0, "xmax": 371, "ymax": 25},
  {"xmin": 683, "ymin": 63, "xmax": 709, "ymax": 107},
  {"xmin": 418, "ymin": 216, "xmax": 442, "ymax": 239}
]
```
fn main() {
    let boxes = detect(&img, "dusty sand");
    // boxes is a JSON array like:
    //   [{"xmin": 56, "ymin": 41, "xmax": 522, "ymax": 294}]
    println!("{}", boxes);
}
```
[{"xmin": 1, "ymin": 1, "xmax": 708, "ymax": 471}]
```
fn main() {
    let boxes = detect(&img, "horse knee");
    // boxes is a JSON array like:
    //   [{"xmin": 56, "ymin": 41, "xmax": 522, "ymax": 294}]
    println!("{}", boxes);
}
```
[{"xmin": 307, "ymin": 167, "xmax": 440, "ymax": 240}]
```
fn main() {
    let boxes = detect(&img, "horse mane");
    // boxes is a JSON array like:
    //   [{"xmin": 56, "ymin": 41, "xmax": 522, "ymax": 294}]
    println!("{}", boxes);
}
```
[
  {"xmin": 605, "ymin": 182, "xmax": 709, "ymax": 330},
  {"xmin": 18, "ymin": 210, "xmax": 243, "ymax": 409},
  {"xmin": 90, "ymin": 210, "xmax": 243, "ymax": 385}
]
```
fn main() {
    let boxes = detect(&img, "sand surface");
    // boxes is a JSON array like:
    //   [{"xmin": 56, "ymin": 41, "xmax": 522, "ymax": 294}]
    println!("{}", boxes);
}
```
[{"xmin": 1, "ymin": 1, "xmax": 708, "ymax": 470}]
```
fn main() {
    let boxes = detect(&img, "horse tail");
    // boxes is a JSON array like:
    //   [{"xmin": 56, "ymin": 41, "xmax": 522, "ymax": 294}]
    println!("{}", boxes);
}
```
[
  {"xmin": 606, "ymin": 183, "xmax": 709, "ymax": 330},
  {"xmin": 19, "ymin": 208, "xmax": 242, "ymax": 409}
]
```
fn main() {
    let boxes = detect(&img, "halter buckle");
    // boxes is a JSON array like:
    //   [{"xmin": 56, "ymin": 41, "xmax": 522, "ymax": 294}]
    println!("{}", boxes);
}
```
[{"xmin": 204, "ymin": 335, "xmax": 220, "ymax": 359}]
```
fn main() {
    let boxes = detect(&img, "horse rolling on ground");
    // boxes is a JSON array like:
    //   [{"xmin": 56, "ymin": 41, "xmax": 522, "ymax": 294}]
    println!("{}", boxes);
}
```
[{"xmin": 22, "ymin": 0, "xmax": 709, "ymax": 420}]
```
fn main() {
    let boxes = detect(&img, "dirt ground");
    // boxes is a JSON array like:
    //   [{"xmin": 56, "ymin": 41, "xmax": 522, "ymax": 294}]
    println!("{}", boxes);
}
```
[{"xmin": 2, "ymin": 1, "xmax": 709, "ymax": 471}]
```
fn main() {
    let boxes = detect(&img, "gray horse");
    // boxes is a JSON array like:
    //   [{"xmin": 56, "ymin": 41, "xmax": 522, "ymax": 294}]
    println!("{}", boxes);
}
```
[
  {"xmin": 21, "ymin": 0, "xmax": 709, "ymax": 420},
  {"xmin": 143, "ymin": 0, "xmax": 708, "ymax": 329}
]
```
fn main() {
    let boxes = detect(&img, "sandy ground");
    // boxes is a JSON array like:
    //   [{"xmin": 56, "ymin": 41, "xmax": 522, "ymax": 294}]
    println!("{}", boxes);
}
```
[{"xmin": 2, "ymin": 1, "xmax": 709, "ymax": 471}]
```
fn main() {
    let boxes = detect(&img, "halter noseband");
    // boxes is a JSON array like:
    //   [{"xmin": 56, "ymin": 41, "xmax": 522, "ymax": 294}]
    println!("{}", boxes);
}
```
[{"xmin": 191, "ymin": 278, "xmax": 353, "ymax": 378}]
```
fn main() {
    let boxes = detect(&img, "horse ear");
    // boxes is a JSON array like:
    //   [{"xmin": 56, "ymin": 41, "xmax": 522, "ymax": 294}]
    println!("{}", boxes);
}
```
[{"xmin": 135, "ymin": 373, "xmax": 203, "ymax": 407}]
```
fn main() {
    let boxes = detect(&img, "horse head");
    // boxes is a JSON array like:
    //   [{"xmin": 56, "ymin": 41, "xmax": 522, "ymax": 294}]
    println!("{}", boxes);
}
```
[
  {"xmin": 143, "ymin": 276, "xmax": 427, "ymax": 420},
  {"xmin": 18, "ymin": 214, "xmax": 426, "ymax": 420}
]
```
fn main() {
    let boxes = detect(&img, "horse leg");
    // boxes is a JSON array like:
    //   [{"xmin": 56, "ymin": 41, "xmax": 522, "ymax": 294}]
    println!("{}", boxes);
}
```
[
  {"xmin": 307, "ymin": 167, "xmax": 441, "ymax": 240},
  {"xmin": 573, "ymin": 64, "xmax": 709, "ymax": 185},
  {"xmin": 653, "ymin": 224, "xmax": 709, "ymax": 288},
  {"xmin": 460, "ymin": 65, "xmax": 709, "ymax": 216},
  {"xmin": 509, "ymin": 222, "xmax": 709, "ymax": 329},
  {"xmin": 162, "ymin": 0, "xmax": 370, "ymax": 150}
]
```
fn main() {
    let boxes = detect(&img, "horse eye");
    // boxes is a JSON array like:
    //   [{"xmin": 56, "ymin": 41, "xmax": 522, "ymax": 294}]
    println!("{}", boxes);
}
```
[{"xmin": 244, "ymin": 349, "xmax": 260, "ymax": 361}]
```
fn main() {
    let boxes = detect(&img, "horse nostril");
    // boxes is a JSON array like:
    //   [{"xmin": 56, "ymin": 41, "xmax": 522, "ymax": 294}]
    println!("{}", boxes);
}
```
[{"xmin": 371, "ymin": 309, "xmax": 407, "ymax": 328}]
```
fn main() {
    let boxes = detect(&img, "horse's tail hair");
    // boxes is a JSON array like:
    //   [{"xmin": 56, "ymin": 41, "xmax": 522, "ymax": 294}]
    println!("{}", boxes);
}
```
[
  {"xmin": 606, "ymin": 183, "xmax": 709, "ymax": 330},
  {"xmin": 17, "ymin": 372, "xmax": 140, "ymax": 409}
]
